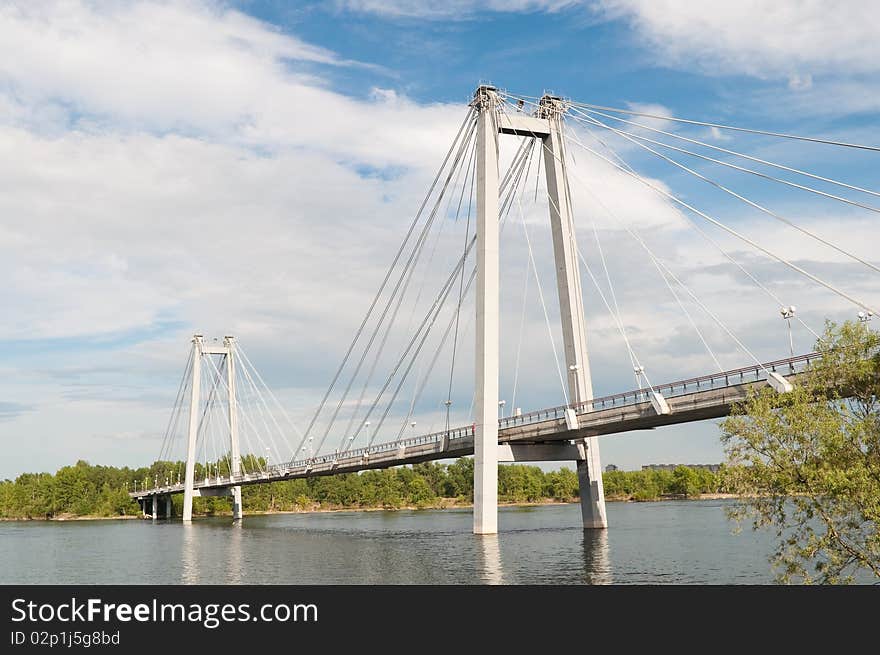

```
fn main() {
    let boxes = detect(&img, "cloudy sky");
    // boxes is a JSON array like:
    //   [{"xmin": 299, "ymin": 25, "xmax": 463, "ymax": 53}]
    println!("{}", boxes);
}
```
[{"xmin": 2, "ymin": 0, "xmax": 879, "ymax": 478}]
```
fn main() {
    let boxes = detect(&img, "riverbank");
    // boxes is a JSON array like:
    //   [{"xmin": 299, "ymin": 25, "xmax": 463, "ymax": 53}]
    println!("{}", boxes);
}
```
[
  {"xmin": 0, "ymin": 513, "xmax": 141, "ymax": 522},
  {"xmin": 0, "ymin": 493, "xmax": 744, "ymax": 522}
]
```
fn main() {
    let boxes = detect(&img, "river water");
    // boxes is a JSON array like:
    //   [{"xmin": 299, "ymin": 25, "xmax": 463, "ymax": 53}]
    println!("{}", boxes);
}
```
[{"xmin": 2, "ymin": 500, "xmax": 783, "ymax": 584}]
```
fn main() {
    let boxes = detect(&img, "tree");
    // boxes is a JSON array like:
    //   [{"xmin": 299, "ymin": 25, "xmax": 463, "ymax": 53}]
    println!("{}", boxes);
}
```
[
  {"xmin": 406, "ymin": 475, "xmax": 435, "ymax": 507},
  {"xmin": 444, "ymin": 457, "xmax": 474, "ymax": 499},
  {"xmin": 671, "ymin": 466, "xmax": 702, "ymax": 497},
  {"xmin": 545, "ymin": 467, "xmax": 578, "ymax": 500},
  {"xmin": 721, "ymin": 320, "xmax": 880, "ymax": 583}
]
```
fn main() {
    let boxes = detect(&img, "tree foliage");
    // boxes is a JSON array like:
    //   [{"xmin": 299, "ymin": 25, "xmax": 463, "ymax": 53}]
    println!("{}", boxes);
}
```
[
  {"xmin": 1, "ymin": 457, "xmax": 616, "ymax": 519},
  {"xmin": 0, "ymin": 458, "xmax": 726, "ymax": 521},
  {"xmin": 721, "ymin": 320, "xmax": 880, "ymax": 584}
]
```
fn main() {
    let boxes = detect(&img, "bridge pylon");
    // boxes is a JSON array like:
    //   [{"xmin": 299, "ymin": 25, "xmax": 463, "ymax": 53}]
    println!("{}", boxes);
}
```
[
  {"xmin": 471, "ymin": 85, "xmax": 607, "ymax": 534},
  {"xmin": 181, "ymin": 334, "xmax": 243, "ymax": 522},
  {"xmin": 539, "ymin": 94, "xmax": 607, "ymax": 529}
]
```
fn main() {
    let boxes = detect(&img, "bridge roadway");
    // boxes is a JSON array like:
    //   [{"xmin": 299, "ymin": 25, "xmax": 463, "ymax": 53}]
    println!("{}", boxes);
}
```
[{"xmin": 132, "ymin": 352, "xmax": 816, "ymax": 501}]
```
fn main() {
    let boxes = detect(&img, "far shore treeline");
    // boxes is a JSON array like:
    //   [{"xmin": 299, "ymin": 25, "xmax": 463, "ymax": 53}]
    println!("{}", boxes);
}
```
[{"xmin": 0, "ymin": 457, "xmax": 727, "ymax": 520}]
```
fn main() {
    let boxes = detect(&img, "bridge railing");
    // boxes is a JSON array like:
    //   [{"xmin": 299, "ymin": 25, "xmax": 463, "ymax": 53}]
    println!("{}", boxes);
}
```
[
  {"xmin": 135, "ymin": 352, "xmax": 820, "ymax": 496},
  {"xmin": 498, "ymin": 351, "xmax": 819, "ymax": 429}
]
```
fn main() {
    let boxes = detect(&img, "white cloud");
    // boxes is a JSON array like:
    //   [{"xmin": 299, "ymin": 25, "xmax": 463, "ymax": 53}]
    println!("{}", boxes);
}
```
[
  {"xmin": 594, "ymin": 1, "xmax": 880, "ymax": 78},
  {"xmin": 0, "ymin": 0, "xmax": 876, "ymax": 477},
  {"xmin": 788, "ymin": 73, "xmax": 813, "ymax": 91}
]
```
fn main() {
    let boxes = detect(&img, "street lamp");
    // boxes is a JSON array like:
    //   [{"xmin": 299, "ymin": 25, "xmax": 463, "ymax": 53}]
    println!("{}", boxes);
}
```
[
  {"xmin": 858, "ymin": 310, "xmax": 873, "ymax": 323},
  {"xmin": 568, "ymin": 363, "xmax": 580, "ymax": 402},
  {"xmin": 498, "ymin": 399, "xmax": 506, "ymax": 418},
  {"xmin": 780, "ymin": 305, "xmax": 796, "ymax": 357},
  {"xmin": 633, "ymin": 364, "xmax": 645, "ymax": 388}
]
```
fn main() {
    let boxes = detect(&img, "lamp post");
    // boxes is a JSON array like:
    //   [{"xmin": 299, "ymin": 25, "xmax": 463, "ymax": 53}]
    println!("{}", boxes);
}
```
[
  {"xmin": 568, "ymin": 363, "xmax": 580, "ymax": 404},
  {"xmin": 780, "ymin": 305, "xmax": 796, "ymax": 357},
  {"xmin": 633, "ymin": 364, "xmax": 645, "ymax": 389},
  {"xmin": 858, "ymin": 310, "xmax": 873, "ymax": 324},
  {"xmin": 498, "ymin": 399, "xmax": 506, "ymax": 418},
  {"xmin": 348, "ymin": 420, "xmax": 370, "ymax": 451}
]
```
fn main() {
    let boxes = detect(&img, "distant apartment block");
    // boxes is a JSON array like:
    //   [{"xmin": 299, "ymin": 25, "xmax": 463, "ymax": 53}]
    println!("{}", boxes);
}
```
[{"xmin": 642, "ymin": 463, "xmax": 722, "ymax": 473}]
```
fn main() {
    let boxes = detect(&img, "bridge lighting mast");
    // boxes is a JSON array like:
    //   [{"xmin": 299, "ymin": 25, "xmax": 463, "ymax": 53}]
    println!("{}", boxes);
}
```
[{"xmin": 781, "ymin": 306, "xmax": 796, "ymax": 357}]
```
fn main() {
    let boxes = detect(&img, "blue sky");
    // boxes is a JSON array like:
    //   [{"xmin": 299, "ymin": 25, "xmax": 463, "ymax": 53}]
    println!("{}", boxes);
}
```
[{"xmin": 1, "ymin": 0, "xmax": 879, "ymax": 478}]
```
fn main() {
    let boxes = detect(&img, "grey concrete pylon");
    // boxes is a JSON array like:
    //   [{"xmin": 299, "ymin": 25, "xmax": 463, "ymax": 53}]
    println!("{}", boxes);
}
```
[
  {"xmin": 473, "ymin": 85, "xmax": 500, "ymax": 535},
  {"xmin": 181, "ymin": 335, "xmax": 242, "ymax": 523},
  {"xmin": 225, "ymin": 336, "xmax": 243, "ymax": 521},
  {"xmin": 182, "ymin": 335, "xmax": 203, "ymax": 522},
  {"xmin": 470, "ymin": 86, "xmax": 606, "ymax": 534},
  {"xmin": 539, "ymin": 94, "xmax": 607, "ymax": 529}
]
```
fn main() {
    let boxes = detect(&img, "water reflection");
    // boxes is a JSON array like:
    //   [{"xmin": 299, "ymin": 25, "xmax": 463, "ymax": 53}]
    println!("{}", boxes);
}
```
[
  {"xmin": 478, "ymin": 534, "xmax": 504, "ymax": 584},
  {"xmin": 226, "ymin": 521, "xmax": 243, "ymax": 584},
  {"xmin": 181, "ymin": 523, "xmax": 198, "ymax": 584},
  {"xmin": 0, "ymin": 502, "xmax": 785, "ymax": 584},
  {"xmin": 581, "ymin": 529, "xmax": 612, "ymax": 584}
]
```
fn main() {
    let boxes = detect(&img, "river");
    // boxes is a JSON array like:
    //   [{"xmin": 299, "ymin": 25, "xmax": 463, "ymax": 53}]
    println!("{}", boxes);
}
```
[{"xmin": 0, "ymin": 499, "xmax": 791, "ymax": 584}]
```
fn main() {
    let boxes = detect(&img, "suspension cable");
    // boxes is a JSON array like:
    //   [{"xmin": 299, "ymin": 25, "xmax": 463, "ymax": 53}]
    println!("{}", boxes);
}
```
[
  {"xmin": 297, "ymin": 108, "xmax": 476, "ymax": 451},
  {"xmin": 371, "ymin": 139, "xmax": 535, "ymax": 446},
  {"xmin": 561, "ymin": 127, "xmax": 879, "ymax": 315},
  {"xmin": 572, "ymin": 105, "xmax": 880, "ymax": 200},
  {"xmin": 570, "ymin": 110, "xmax": 880, "ymax": 275},
  {"xmin": 567, "ymin": 116, "xmax": 821, "ymax": 342},
  {"xmin": 568, "ymin": 101, "xmax": 880, "ymax": 152},
  {"xmin": 307, "ymin": 114, "xmax": 479, "ymax": 457}
]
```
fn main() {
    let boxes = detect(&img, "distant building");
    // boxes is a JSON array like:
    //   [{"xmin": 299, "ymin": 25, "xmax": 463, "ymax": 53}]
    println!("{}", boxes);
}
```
[
  {"xmin": 605, "ymin": 464, "xmax": 619, "ymax": 472},
  {"xmin": 642, "ymin": 463, "xmax": 721, "ymax": 473}
]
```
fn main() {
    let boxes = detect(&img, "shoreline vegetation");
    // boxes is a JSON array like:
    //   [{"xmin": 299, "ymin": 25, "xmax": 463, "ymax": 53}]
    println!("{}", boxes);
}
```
[
  {"xmin": 0, "ymin": 494, "xmax": 744, "ymax": 522},
  {"xmin": 0, "ymin": 457, "xmax": 732, "ymax": 522}
]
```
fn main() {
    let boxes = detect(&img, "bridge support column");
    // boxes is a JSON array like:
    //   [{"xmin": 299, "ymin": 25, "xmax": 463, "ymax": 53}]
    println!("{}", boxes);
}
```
[
  {"xmin": 473, "ymin": 85, "xmax": 500, "ymax": 535},
  {"xmin": 541, "ymin": 95, "xmax": 607, "ymax": 529},
  {"xmin": 183, "ymin": 335, "xmax": 203, "ymax": 523},
  {"xmin": 225, "ymin": 336, "xmax": 243, "ymax": 521},
  {"xmin": 165, "ymin": 495, "xmax": 172, "ymax": 520},
  {"xmin": 576, "ymin": 441, "xmax": 606, "ymax": 528},
  {"xmin": 151, "ymin": 495, "xmax": 158, "ymax": 521}
]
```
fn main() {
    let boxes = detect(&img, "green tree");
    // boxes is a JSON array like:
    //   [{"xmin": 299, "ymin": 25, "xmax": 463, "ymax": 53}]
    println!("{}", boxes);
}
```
[
  {"xmin": 545, "ymin": 467, "xmax": 578, "ymax": 500},
  {"xmin": 721, "ymin": 320, "xmax": 880, "ymax": 583},
  {"xmin": 444, "ymin": 457, "xmax": 474, "ymax": 499},
  {"xmin": 407, "ymin": 475, "xmax": 435, "ymax": 507},
  {"xmin": 671, "ymin": 466, "xmax": 702, "ymax": 497}
]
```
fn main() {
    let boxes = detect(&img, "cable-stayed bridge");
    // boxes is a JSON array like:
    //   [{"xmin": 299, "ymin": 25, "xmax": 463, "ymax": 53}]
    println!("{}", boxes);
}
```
[{"xmin": 132, "ymin": 85, "xmax": 879, "ymax": 535}]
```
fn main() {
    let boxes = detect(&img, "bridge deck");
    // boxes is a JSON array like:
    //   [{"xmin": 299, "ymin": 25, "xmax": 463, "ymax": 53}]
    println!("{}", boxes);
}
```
[{"xmin": 132, "ymin": 352, "xmax": 816, "ymax": 500}]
